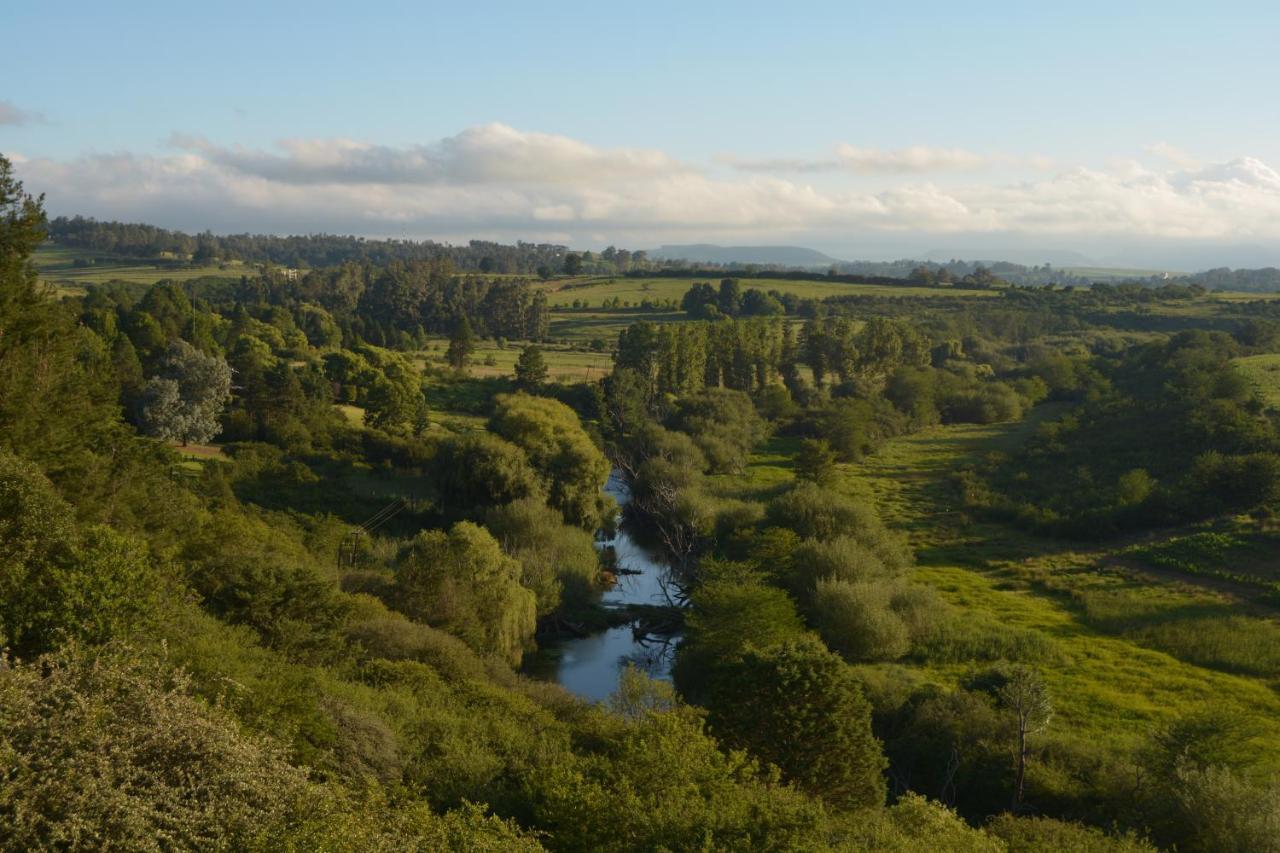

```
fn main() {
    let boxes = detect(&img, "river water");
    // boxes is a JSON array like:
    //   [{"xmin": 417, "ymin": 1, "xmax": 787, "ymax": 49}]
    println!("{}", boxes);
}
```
[{"xmin": 525, "ymin": 470, "xmax": 681, "ymax": 702}]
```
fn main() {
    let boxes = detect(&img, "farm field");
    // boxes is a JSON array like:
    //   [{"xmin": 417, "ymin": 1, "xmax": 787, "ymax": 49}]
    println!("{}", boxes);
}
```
[
  {"xmin": 34, "ymin": 244, "xmax": 249, "ymax": 288},
  {"xmin": 535, "ymin": 274, "xmax": 1001, "ymax": 307},
  {"xmin": 415, "ymin": 337, "xmax": 614, "ymax": 381}
]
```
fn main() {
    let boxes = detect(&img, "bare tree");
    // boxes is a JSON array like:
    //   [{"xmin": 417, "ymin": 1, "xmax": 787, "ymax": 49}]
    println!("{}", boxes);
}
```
[{"xmin": 998, "ymin": 664, "xmax": 1053, "ymax": 813}]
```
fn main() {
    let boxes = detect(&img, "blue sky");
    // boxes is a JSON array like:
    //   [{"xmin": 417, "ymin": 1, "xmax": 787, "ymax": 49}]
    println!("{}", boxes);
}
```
[{"xmin": 4, "ymin": 1, "xmax": 1280, "ymax": 266}]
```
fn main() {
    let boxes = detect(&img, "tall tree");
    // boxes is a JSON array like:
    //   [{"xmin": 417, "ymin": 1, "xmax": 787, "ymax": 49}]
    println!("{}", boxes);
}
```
[
  {"xmin": 514, "ymin": 344, "xmax": 549, "ymax": 391},
  {"xmin": 998, "ymin": 665, "xmax": 1053, "ymax": 813},
  {"xmin": 446, "ymin": 316, "xmax": 475, "ymax": 370}
]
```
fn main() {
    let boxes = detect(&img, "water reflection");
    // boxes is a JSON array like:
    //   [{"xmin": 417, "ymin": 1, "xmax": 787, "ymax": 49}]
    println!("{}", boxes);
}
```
[{"xmin": 529, "ymin": 470, "xmax": 682, "ymax": 702}]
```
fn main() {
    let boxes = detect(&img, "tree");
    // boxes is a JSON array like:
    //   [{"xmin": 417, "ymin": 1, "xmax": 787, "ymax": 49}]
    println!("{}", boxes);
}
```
[
  {"xmin": 810, "ymin": 578, "xmax": 910, "ymax": 662},
  {"xmin": 485, "ymin": 497, "xmax": 599, "ymax": 614},
  {"xmin": 395, "ymin": 521, "xmax": 537, "ymax": 665},
  {"xmin": 488, "ymin": 393, "xmax": 613, "ymax": 529},
  {"xmin": 445, "ymin": 316, "xmax": 475, "ymax": 370},
  {"xmin": 563, "ymin": 253, "xmax": 584, "ymax": 276},
  {"xmin": 0, "ymin": 451, "xmax": 158, "ymax": 656},
  {"xmin": 137, "ymin": 340, "xmax": 232, "ymax": 445},
  {"xmin": 794, "ymin": 438, "xmax": 837, "ymax": 485},
  {"xmin": 432, "ymin": 432, "xmax": 545, "ymax": 518},
  {"xmin": 996, "ymin": 664, "xmax": 1053, "ymax": 812},
  {"xmin": 672, "ymin": 568, "xmax": 806, "ymax": 702},
  {"xmin": 717, "ymin": 279, "xmax": 742, "ymax": 317},
  {"xmin": 707, "ymin": 635, "xmax": 888, "ymax": 809},
  {"xmin": 514, "ymin": 345, "xmax": 549, "ymax": 391}
]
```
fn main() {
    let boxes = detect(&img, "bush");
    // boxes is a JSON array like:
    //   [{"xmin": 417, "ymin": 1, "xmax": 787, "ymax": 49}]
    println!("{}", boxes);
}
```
[
  {"xmin": 767, "ymin": 483, "xmax": 912, "ymax": 570},
  {"xmin": 811, "ymin": 579, "xmax": 910, "ymax": 662}
]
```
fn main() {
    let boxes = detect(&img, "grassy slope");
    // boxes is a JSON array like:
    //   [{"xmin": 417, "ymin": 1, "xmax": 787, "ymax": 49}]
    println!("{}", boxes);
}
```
[
  {"xmin": 34, "ymin": 244, "xmax": 248, "ymax": 288},
  {"xmin": 710, "ymin": 408, "xmax": 1280, "ymax": 769},
  {"xmin": 1236, "ymin": 353, "xmax": 1280, "ymax": 409}
]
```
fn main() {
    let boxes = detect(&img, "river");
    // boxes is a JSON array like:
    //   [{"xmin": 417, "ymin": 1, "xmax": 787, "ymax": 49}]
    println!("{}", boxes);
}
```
[{"xmin": 524, "ymin": 470, "xmax": 681, "ymax": 702}]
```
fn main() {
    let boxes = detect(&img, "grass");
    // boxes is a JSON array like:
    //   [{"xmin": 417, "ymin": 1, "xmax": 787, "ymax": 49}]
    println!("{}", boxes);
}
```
[
  {"xmin": 1235, "ymin": 353, "xmax": 1280, "ymax": 409},
  {"xmin": 415, "ymin": 338, "xmax": 614, "ymax": 382},
  {"xmin": 536, "ymin": 275, "xmax": 1001, "ymax": 308},
  {"xmin": 711, "ymin": 406, "xmax": 1280, "ymax": 768},
  {"xmin": 34, "ymin": 244, "xmax": 248, "ymax": 288}
]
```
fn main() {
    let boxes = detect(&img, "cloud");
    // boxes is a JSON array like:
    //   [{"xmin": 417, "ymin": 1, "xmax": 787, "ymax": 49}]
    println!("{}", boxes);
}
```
[
  {"xmin": 169, "ymin": 124, "xmax": 688, "ymax": 186},
  {"xmin": 727, "ymin": 144, "xmax": 992, "ymax": 174},
  {"xmin": 13, "ymin": 126, "xmax": 1280, "ymax": 246},
  {"xmin": 0, "ymin": 100, "xmax": 45, "ymax": 127}
]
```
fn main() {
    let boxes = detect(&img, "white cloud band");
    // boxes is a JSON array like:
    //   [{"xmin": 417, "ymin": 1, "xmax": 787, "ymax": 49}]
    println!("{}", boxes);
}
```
[{"xmin": 13, "ymin": 124, "xmax": 1280, "ymax": 246}]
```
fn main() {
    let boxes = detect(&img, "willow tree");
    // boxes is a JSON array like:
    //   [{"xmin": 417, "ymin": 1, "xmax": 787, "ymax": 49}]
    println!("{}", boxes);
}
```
[
  {"xmin": 395, "ymin": 521, "xmax": 536, "ymax": 666},
  {"xmin": 488, "ymin": 393, "xmax": 613, "ymax": 529}
]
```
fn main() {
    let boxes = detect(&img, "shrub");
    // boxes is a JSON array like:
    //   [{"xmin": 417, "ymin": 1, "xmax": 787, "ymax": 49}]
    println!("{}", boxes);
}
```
[{"xmin": 811, "ymin": 579, "xmax": 911, "ymax": 662}]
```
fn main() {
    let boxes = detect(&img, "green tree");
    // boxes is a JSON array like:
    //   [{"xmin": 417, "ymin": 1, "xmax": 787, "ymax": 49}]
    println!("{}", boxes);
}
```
[
  {"xmin": 707, "ymin": 635, "xmax": 888, "ymax": 810},
  {"xmin": 795, "ymin": 438, "xmax": 837, "ymax": 485},
  {"xmin": 514, "ymin": 344, "xmax": 549, "ymax": 391},
  {"xmin": 811, "ymin": 578, "xmax": 910, "ymax": 662},
  {"xmin": 562, "ymin": 252, "xmax": 584, "ymax": 276},
  {"xmin": 445, "ymin": 316, "xmax": 475, "ymax": 370},
  {"xmin": 673, "ymin": 567, "xmax": 806, "ymax": 702},
  {"xmin": 395, "ymin": 521, "xmax": 537, "ymax": 665},
  {"xmin": 432, "ymin": 432, "xmax": 545, "ymax": 518},
  {"xmin": 137, "ymin": 340, "xmax": 232, "ymax": 445},
  {"xmin": 489, "ymin": 393, "xmax": 613, "ymax": 529},
  {"xmin": 0, "ymin": 451, "xmax": 158, "ymax": 656},
  {"xmin": 485, "ymin": 497, "xmax": 600, "ymax": 615}
]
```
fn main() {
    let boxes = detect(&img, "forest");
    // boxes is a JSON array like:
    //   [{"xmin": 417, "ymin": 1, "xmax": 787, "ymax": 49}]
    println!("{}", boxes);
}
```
[{"xmin": 6, "ymin": 153, "xmax": 1280, "ymax": 851}]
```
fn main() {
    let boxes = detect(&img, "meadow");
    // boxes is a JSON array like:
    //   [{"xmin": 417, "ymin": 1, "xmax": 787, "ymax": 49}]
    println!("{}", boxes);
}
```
[
  {"xmin": 535, "ymin": 274, "xmax": 1003, "ymax": 307},
  {"xmin": 34, "ymin": 244, "xmax": 250, "ymax": 289},
  {"xmin": 1236, "ymin": 353, "xmax": 1280, "ymax": 409},
  {"xmin": 706, "ymin": 410, "xmax": 1280, "ymax": 776}
]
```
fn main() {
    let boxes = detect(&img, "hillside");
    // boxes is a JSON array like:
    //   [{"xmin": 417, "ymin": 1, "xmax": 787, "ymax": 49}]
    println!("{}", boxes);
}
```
[{"xmin": 650, "ymin": 243, "xmax": 843, "ymax": 267}]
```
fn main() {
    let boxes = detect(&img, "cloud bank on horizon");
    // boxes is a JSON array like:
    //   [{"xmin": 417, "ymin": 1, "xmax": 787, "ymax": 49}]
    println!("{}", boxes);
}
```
[{"xmin": 11, "ymin": 123, "xmax": 1280, "ymax": 261}]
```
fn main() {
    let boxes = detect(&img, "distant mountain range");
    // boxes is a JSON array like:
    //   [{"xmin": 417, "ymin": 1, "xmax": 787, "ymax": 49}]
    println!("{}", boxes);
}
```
[
  {"xmin": 650, "ymin": 241, "xmax": 1280, "ymax": 275},
  {"xmin": 649, "ymin": 244, "xmax": 843, "ymax": 268}
]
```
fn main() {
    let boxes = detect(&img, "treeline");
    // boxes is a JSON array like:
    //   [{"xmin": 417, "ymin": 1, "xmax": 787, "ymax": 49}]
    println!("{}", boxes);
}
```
[
  {"xmin": 1184, "ymin": 266, "xmax": 1280, "ymax": 292},
  {"xmin": 49, "ymin": 215, "xmax": 571, "ymax": 273},
  {"xmin": 156, "ymin": 259, "xmax": 549, "ymax": 347}
]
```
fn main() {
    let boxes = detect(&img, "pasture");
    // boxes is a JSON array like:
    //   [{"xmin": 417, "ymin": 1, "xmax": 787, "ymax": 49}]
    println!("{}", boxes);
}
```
[
  {"xmin": 34, "ymin": 244, "xmax": 249, "ymax": 288},
  {"xmin": 535, "ymin": 274, "xmax": 1001, "ymax": 307}
]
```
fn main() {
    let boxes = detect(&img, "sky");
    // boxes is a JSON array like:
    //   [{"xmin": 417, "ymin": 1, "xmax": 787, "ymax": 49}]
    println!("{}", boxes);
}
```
[{"xmin": 4, "ymin": 0, "xmax": 1280, "ymax": 268}]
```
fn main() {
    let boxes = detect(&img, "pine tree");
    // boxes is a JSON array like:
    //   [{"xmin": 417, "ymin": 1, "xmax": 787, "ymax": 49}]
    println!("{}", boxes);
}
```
[
  {"xmin": 514, "ymin": 345, "xmax": 548, "ymax": 391},
  {"xmin": 446, "ymin": 317, "xmax": 475, "ymax": 370}
]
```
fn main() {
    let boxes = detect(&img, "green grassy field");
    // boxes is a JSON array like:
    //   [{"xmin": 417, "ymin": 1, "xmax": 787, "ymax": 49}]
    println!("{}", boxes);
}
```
[
  {"xmin": 536, "ymin": 275, "xmax": 1001, "ymax": 307},
  {"xmin": 1235, "ymin": 353, "xmax": 1280, "ymax": 409},
  {"xmin": 416, "ymin": 337, "xmax": 614, "ymax": 382},
  {"xmin": 708, "ymin": 408, "xmax": 1280, "ymax": 769},
  {"xmin": 34, "ymin": 244, "xmax": 249, "ymax": 288}
]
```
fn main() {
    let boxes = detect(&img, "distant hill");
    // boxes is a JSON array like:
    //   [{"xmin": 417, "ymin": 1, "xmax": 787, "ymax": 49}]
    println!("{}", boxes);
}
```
[
  {"xmin": 650, "ymin": 244, "xmax": 843, "ymax": 268},
  {"xmin": 923, "ymin": 247, "xmax": 1099, "ymax": 267}
]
